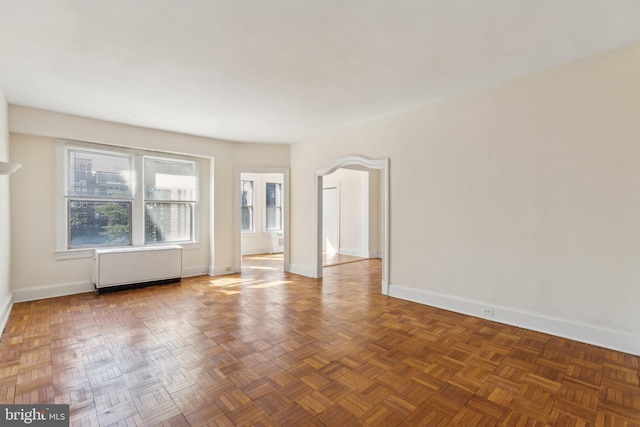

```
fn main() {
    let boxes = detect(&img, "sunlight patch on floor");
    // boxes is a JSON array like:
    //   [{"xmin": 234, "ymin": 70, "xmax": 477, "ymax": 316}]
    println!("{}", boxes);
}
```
[
  {"xmin": 208, "ymin": 277, "xmax": 262, "ymax": 287},
  {"xmin": 243, "ymin": 265, "xmax": 278, "ymax": 271},
  {"xmin": 208, "ymin": 276, "xmax": 291, "ymax": 291},
  {"xmin": 243, "ymin": 255, "xmax": 284, "ymax": 260}
]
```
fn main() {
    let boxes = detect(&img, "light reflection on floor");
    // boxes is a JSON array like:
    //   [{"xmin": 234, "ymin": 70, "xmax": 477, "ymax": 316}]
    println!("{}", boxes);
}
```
[
  {"xmin": 208, "ymin": 277, "xmax": 261, "ymax": 287},
  {"xmin": 243, "ymin": 265, "xmax": 278, "ymax": 271},
  {"xmin": 242, "ymin": 253, "xmax": 284, "ymax": 273},
  {"xmin": 210, "ymin": 252, "xmax": 375, "ymax": 302},
  {"xmin": 209, "ymin": 256, "xmax": 291, "ymax": 294}
]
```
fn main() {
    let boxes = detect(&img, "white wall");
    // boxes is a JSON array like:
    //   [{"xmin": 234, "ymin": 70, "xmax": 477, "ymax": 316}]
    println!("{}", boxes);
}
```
[
  {"xmin": 324, "ymin": 168, "xmax": 369, "ymax": 257},
  {"xmin": 290, "ymin": 43, "xmax": 640, "ymax": 354},
  {"xmin": 0, "ymin": 85, "xmax": 12, "ymax": 330},
  {"xmin": 9, "ymin": 107, "xmax": 289, "ymax": 300}
]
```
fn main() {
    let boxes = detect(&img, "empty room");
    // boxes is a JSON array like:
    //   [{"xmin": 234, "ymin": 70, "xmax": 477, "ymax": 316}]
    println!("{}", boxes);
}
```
[{"xmin": 0, "ymin": 1, "xmax": 639, "ymax": 426}]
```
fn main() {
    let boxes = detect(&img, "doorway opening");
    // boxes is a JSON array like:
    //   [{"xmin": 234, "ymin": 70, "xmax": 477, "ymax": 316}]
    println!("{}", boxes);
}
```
[
  {"xmin": 322, "ymin": 167, "xmax": 376, "ymax": 268},
  {"xmin": 313, "ymin": 156, "xmax": 389, "ymax": 294},
  {"xmin": 235, "ymin": 168, "xmax": 289, "ymax": 274},
  {"xmin": 322, "ymin": 183, "xmax": 339, "ymax": 262}
]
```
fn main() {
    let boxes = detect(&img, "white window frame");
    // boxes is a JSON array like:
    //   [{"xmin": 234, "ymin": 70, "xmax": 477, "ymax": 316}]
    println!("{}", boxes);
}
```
[
  {"xmin": 55, "ymin": 140, "xmax": 200, "ymax": 260},
  {"xmin": 143, "ymin": 155, "xmax": 198, "ymax": 245},
  {"xmin": 264, "ymin": 179, "xmax": 283, "ymax": 232}
]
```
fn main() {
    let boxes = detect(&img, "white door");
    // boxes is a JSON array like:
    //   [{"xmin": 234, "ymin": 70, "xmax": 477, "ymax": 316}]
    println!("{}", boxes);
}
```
[{"xmin": 323, "ymin": 187, "xmax": 339, "ymax": 254}]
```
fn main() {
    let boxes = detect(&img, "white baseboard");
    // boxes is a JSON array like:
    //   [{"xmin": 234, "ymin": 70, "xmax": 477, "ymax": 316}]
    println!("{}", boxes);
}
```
[
  {"xmin": 13, "ymin": 281, "xmax": 94, "ymax": 303},
  {"xmin": 209, "ymin": 265, "xmax": 236, "ymax": 276},
  {"xmin": 289, "ymin": 264, "xmax": 315, "ymax": 278},
  {"xmin": 0, "ymin": 293, "xmax": 13, "ymax": 338},
  {"xmin": 182, "ymin": 266, "xmax": 209, "ymax": 277},
  {"xmin": 339, "ymin": 248, "xmax": 368, "ymax": 258},
  {"xmin": 12, "ymin": 268, "xmax": 208, "ymax": 303},
  {"xmin": 389, "ymin": 284, "xmax": 640, "ymax": 356}
]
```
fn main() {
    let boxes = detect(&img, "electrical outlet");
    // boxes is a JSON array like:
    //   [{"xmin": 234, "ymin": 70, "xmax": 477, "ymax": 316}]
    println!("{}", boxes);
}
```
[
  {"xmin": 480, "ymin": 307, "xmax": 494, "ymax": 316},
  {"xmin": 225, "ymin": 267, "xmax": 232, "ymax": 272}
]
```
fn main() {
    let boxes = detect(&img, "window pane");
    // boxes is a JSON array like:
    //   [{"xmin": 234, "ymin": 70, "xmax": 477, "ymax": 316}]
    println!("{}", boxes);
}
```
[
  {"xmin": 241, "ymin": 181, "xmax": 253, "ymax": 207},
  {"xmin": 145, "ymin": 158, "xmax": 197, "ymax": 201},
  {"xmin": 145, "ymin": 203, "xmax": 193, "ymax": 243},
  {"xmin": 69, "ymin": 201, "xmax": 131, "ymax": 248},
  {"xmin": 266, "ymin": 182, "xmax": 281, "ymax": 207},
  {"xmin": 241, "ymin": 180, "xmax": 254, "ymax": 231},
  {"xmin": 242, "ymin": 206, "xmax": 253, "ymax": 231},
  {"xmin": 67, "ymin": 150, "xmax": 132, "ymax": 198},
  {"xmin": 266, "ymin": 207, "xmax": 281, "ymax": 231},
  {"xmin": 266, "ymin": 182, "xmax": 282, "ymax": 230}
]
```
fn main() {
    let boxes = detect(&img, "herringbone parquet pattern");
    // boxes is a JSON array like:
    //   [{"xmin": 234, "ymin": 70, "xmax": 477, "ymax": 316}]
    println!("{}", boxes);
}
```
[{"xmin": 0, "ymin": 257, "xmax": 638, "ymax": 426}]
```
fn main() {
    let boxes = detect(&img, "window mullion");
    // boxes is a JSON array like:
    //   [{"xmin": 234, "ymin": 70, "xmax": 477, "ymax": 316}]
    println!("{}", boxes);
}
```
[{"xmin": 131, "ymin": 153, "xmax": 145, "ymax": 246}]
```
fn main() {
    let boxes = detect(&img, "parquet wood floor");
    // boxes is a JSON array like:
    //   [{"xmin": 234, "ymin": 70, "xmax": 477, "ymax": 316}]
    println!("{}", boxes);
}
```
[
  {"xmin": 322, "ymin": 253, "xmax": 367, "ymax": 267},
  {"xmin": 1, "ymin": 259, "xmax": 639, "ymax": 426}
]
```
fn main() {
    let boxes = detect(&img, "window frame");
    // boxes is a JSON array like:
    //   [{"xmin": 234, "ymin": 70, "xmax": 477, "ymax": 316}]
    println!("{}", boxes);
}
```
[
  {"xmin": 64, "ymin": 147, "xmax": 135, "ymax": 249},
  {"xmin": 143, "ymin": 156, "xmax": 198, "ymax": 245},
  {"xmin": 56, "ymin": 140, "xmax": 200, "ymax": 259},
  {"xmin": 264, "ymin": 181, "xmax": 283, "ymax": 232}
]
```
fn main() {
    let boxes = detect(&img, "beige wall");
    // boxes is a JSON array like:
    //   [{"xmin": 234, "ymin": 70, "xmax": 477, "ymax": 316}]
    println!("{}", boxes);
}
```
[
  {"xmin": 0, "ymin": 85, "xmax": 12, "ymax": 325},
  {"xmin": 9, "ymin": 107, "xmax": 289, "ymax": 295},
  {"xmin": 290, "ymin": 44, "xmax": 640, "ymax": 343},
  {"xmin": 234, "ymin": 142, "xmax": 290, "ymax": 168}
]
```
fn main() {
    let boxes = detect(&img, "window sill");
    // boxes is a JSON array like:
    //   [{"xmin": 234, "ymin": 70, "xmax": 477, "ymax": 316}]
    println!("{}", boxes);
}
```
[
  {"xmin": 54, "ymin": 242, "xmax": 202, "ymax": 261},
  {"xmin": 54, "ymin": 249, "xmax": 95, "ymax": 260}
]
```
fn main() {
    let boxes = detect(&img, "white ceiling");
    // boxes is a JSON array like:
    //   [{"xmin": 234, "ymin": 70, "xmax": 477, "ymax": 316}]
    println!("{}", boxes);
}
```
[{"xmin": 1, "ymin": 1, "xmax": 639, "ymax": 143}]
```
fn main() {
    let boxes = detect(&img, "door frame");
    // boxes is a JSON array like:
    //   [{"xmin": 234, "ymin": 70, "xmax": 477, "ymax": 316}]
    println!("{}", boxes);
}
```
[{"xmin": 313, "ymin": 156, "xmax": 389, "ymax": 295}]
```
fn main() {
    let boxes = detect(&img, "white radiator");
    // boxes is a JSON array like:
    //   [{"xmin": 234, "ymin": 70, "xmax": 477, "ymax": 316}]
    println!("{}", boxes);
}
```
[
  {"xmin": 93, "ymin": 245, "xmax": 183, "ymax": 292},
  {"xmin": 268, "ymin": 231, "xmax": 284, "ymax": 254}
]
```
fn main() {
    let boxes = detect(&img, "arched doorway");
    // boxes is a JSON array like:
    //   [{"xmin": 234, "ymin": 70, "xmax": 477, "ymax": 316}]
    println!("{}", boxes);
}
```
[{"xmin": 313, "ymin": 156, "xmax": 389, "ymax": 295}]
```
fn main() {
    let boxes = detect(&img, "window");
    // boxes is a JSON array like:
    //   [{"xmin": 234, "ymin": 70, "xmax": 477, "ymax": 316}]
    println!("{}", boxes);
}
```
[
  {"xmin": 144, "ymin": 157, "xmax": 197, "ymax": 244},
  {"xmin": 241, "ymin": 180, "xmax": 254, "ymax": 231},
  {"xmin": 62, "ymin": 142, "xmax": 198, "ymax": 250},
  {"xmin": 265, "ymin": 182, "xmax": 282, "ymax": 231},
  {"xmin": 66, "ymin": 149, "xmax": 133, "ymax": 248}
]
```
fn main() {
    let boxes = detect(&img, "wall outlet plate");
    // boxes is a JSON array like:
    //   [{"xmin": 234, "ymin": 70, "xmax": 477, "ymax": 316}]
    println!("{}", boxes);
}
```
[{"xmin": 481, "ymin": 307, "xmax": 494, "ymax": 316}]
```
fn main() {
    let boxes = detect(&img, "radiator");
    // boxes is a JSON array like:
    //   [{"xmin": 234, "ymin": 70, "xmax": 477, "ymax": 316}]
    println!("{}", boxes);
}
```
[
  {"xmin": 268, "ymin": 231, "xmax": 284, "ymax": 254},
  {"xmin": 93, "ymin": 245, "xmax": 183, "ymax": 293}
]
